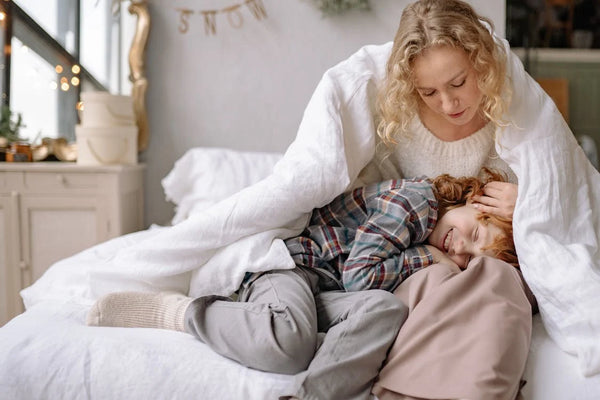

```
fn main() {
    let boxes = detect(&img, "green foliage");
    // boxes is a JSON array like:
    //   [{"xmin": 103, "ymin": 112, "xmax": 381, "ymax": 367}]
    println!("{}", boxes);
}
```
[
  {"xmin": 313, "ymin": 0, "xmax": 370, "ymax": 16},
  {"xmin": 0, "ymin": 105, "xmax": 25, "ymax": 143}
]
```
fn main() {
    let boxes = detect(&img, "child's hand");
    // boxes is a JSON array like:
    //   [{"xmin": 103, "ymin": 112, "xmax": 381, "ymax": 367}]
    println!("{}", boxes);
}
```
[{"xmin": 425, "ymin": 245, "xmax": 460, "ymax": 269}]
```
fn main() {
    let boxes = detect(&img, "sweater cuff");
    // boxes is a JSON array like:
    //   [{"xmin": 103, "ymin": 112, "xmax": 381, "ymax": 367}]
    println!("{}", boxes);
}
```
[{"xmin": 403, "ymin": 244, "xmax": 434, "ymax": 275}]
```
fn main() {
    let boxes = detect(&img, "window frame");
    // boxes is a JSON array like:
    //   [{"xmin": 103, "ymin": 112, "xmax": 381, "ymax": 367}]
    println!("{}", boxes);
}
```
[{"xmin": 0, "ymin": 0, "xmax": 111, "ymax": 142}]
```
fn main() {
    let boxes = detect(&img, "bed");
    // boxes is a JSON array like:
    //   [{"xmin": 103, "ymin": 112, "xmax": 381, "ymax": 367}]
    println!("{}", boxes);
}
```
[
  {"xmin": 0, "ymin": 144, "xmax": 598, "ymax": 400},
  {"xmin": 2, "ymin": 2, "xmax": 600, "ymax": 398}
]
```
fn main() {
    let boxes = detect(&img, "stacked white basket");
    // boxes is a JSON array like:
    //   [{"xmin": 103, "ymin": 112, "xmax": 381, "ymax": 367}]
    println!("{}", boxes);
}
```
[{"xmin": 76, "ymin": 91, "xmax": 138, "ymax": 165}]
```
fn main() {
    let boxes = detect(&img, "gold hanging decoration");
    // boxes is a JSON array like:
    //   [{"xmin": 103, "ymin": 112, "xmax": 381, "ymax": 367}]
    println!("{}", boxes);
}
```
[
  {"xmin": 128, "ymin": 0, "xmax": 150, "ymax": 152},
  {"xmin": 176, "ymin": 0, "xmax": 267, "ymax": 35}
]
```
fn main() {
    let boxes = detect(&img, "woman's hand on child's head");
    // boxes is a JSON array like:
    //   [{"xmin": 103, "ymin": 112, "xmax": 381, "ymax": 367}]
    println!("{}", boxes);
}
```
[
  {"xmin": 425, "ymin": 245, "xmax": 460, "ymax": 269},
  {"xmin": 470, "ymin": 181, "xmax": 517, "ymax": 220}
]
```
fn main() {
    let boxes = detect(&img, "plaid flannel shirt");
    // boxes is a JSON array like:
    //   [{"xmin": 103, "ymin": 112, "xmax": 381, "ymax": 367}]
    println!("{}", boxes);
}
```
[{"xmin": 285, "ymin": 177, "xmax": 437, "ymax": 292}]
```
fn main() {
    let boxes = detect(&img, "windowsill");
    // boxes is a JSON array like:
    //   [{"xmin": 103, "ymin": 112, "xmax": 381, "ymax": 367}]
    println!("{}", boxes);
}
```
[{"xmin": 512, "ymin": 47, "xmax": 600, "ymax": 63}]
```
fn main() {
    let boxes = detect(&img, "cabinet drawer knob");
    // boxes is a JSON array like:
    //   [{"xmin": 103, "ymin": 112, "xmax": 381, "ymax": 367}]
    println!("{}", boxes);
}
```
[
  {"xmin": 56, "ymin": 174, "xmax": 66, "ymax": 184},
  {"xmin": 18, "ymin": 261, "xmax": 28, "ymax": 270}
]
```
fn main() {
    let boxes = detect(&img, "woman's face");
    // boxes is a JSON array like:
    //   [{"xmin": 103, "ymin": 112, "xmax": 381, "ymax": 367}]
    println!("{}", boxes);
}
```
[
  {"xmin": 412, "ymin": 45, "xmax": 484, "ymax": 127},
  {"xmin": 427, "ymin": 205, "xmax": 503, "ymax": 269}
]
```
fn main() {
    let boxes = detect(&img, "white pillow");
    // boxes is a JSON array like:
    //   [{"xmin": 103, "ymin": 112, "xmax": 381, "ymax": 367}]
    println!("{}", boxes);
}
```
[{"xmin": 162, "ymin": 147, "xmax": 283, "ymax": 224}]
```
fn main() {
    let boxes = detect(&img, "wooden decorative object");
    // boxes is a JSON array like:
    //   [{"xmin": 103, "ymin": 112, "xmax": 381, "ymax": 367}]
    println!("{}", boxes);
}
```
[
  {"xmin": 536, "ymin": 78, "xmax": 570, "ymax": 123},
  {"xmin": 128, "ymin": 1, "xmax": 151, "ymax": 152}
]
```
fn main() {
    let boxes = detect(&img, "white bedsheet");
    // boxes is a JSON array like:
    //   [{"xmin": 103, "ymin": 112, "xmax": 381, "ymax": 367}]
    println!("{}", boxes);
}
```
[
  {"xmin": 0, "ymin": 302, "xmax": 295, "ymax": 400},
  {"xmin": 522, "ymin": 317, "xmax": 600, "ymax": 400},
  {"xmin": 1, "ymin": 301, "xmax": 597, "ymax": 400},
  {"xmin": 18, "ymin": 39, "xmax": 600, "ymax": 379}
]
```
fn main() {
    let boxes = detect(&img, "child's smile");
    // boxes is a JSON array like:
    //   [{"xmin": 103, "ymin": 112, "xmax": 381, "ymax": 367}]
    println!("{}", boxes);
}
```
[{"xmin": 429, "ymin": 205, "xmax": 505, "ymax": 269}]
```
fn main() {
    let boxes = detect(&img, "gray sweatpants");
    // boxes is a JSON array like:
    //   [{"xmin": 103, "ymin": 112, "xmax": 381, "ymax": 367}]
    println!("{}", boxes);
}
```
[{"xmin": 184, "ymin": 267, "xmax": 408, "ymax": 400}]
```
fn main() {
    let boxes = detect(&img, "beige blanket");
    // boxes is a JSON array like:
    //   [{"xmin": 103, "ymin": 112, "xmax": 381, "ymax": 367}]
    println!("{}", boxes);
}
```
[{"xmin": 373, "ymin": 257, "xmax": 533, "ymax": 400}]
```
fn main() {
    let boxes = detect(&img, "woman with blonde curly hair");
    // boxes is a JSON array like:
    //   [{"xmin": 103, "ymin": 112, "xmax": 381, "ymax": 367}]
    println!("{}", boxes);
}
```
[
  {"xmin": 359, "ymin": 0, "xmax": 520, "ymax": 217},
  {"xmin": 378, "ymin": 0, "xmax": 509, "ymax": 145},
  {"xmin": 368, "ymin": 1, "xmax": 535, "ymax": 399}
]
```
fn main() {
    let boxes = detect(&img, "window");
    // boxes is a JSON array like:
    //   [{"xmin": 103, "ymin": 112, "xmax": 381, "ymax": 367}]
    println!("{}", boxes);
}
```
[
  {"xmin": 507, "ymin": 0, "xmax": 600, "ymax": 50},
  {"xmin": 0, "ymin": 0, "xmax": 131, "ymax": 143}
]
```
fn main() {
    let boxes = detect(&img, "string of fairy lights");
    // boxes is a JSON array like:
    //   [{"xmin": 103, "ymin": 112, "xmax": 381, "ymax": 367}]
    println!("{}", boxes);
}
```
[
  {"xmin": 53, "ymin": 64, "xmax": 81, "ymax": 92},
  {"xmin": 0, "ymin": 8, "xmax": 82, "ymax": 98},
  {"xmin": 0, "ymin": 0, "xmax": 268, "ymax": 100}
]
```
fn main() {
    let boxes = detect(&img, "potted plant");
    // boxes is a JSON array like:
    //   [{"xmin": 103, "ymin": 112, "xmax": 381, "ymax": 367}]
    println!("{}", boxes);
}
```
[
  {"xmin": 0, "ymin": 105, "xmax": 25, "ymax": 141},
  {"xmin": 0, "ymin": 105, "xmax": 26, "ymax": 161}
]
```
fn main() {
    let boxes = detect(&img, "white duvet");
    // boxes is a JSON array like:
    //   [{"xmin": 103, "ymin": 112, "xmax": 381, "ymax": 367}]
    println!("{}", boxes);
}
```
[{"xmin": 19, "ymin": 39, "xmax": 600, "ymax": 380}]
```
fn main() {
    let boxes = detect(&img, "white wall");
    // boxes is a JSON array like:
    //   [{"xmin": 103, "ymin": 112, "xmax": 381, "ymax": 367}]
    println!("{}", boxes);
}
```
[{"xmin": 141, "ymin": 0, "xmax": 505, "ymax": 225}]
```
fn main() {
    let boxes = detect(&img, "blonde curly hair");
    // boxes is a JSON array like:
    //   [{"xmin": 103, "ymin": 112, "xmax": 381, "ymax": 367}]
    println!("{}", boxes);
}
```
[{"xmin": 377, "ymin": 0, "xmax": 510, "ymax": 145}]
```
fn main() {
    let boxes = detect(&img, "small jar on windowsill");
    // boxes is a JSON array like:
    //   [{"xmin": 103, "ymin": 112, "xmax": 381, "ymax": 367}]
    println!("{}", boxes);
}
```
[
  {"xmin": 6, "ymin": 141, "xmax": 33, "ymax": 162},
  {"xmin": 0, "ymin": 138, "xmax": 6, "ymax": 161}
]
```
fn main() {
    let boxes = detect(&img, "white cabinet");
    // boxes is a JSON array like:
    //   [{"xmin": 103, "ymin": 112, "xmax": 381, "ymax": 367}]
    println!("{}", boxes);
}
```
[{"xmin": 0, "ymin": 163, "xmax": 145, "ymax": 325}]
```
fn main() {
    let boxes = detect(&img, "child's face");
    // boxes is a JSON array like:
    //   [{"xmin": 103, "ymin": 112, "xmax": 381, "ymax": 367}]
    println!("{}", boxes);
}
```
[{"xmin": 427, "ymin": 205, "xmax": 503, "ymax": 269}]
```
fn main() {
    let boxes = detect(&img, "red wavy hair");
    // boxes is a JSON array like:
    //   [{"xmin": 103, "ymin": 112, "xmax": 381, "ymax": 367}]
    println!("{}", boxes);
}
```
[{"xmin": 431, "ymin": 169, "xmax": 518, "ymax": 268}]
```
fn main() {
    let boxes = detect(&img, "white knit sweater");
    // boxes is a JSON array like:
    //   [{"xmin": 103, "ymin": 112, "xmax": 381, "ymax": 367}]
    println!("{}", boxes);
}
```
[{"xmin": 355, "ymin": 117, "xmax": 517, "ymax": 186}]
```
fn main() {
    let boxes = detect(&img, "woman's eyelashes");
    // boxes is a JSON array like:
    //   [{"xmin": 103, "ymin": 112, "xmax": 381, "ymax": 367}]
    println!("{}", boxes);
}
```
[
  {"xmin": 419, "ymin": 78, "xmax": 466, "ymax": 97},
  {"xmin": 451, "ymin": 78, "xmax": 466, "ymax": 88}
]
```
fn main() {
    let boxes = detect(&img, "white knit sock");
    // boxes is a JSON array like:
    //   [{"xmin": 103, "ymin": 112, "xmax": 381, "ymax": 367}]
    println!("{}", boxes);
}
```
[{"xmin": 86, "ymin": 291, "xmax": 193, "ymax": 331}]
